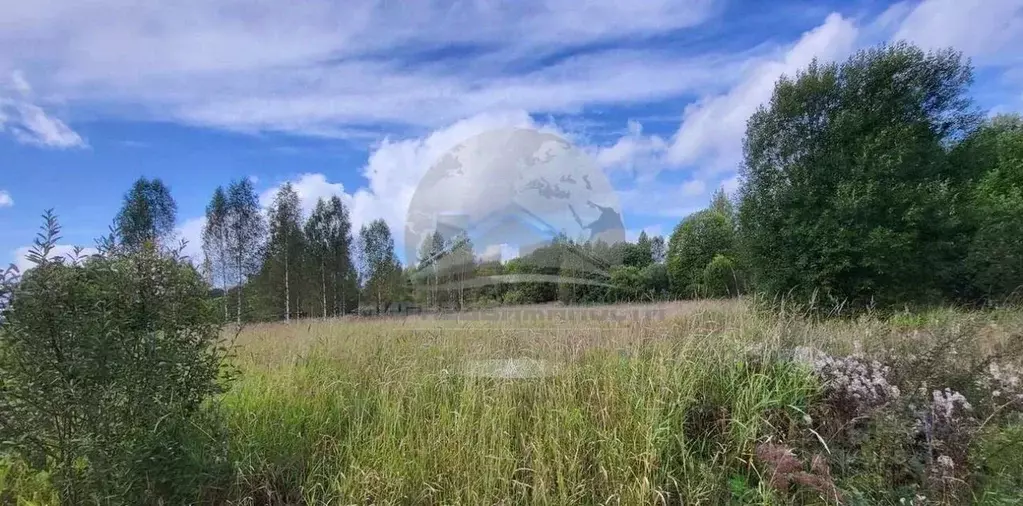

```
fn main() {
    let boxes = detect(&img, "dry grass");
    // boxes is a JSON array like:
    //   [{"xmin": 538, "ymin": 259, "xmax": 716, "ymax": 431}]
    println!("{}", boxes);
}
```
[
  {"xmin": 8, "ymin": 299, "xmax": 1021, "ymax": 504},
  {"xmin": 208, "ymin": 300, "xmax": 1021, "ymax": 504}
]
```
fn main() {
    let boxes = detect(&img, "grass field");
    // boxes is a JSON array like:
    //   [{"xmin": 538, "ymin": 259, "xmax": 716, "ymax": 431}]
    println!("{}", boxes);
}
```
[
  {"xmin": 197, "ymin": 300, "xmax": 1022, "ymax": 505},
  {"xmin": 4, "ymin": 300, "xmax": 1023, "ymax": 504}
]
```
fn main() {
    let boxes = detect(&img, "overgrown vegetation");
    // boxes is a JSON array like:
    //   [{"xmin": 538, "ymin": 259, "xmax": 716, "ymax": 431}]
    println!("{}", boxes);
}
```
[
  {"xmin": 2, "ymin": 40, "xmax": 1023, "ymax": 504},
  {"xmin": 0, "ymin": 213, "xmax": 232, "ymax": 505}
]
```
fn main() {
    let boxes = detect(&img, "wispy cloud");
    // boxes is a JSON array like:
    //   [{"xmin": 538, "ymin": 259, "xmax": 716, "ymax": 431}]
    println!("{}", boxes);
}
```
[
  {"xmin": 0, "ymin": 0, "xmax": 735, "ymax": 137},
  {"xmin": 1, "ymin": 71, "xmax": 86, "ymax": 148},
  {"xmin": 0, "ymin": 190, "xmax": 12, "ymax": 208}
]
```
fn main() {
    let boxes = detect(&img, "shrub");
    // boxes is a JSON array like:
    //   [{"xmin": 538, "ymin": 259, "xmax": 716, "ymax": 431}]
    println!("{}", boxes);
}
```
[
  {"xmin": 0, "ymin": 211, "xmax": 232, "ymax": 504},
  {"xmin": 702, "ymin": 254, "xmax": 743, "ymax": 298},
  {"xmin": 667, "ymin": 210, "xmax": 735, "ymax": 297}
]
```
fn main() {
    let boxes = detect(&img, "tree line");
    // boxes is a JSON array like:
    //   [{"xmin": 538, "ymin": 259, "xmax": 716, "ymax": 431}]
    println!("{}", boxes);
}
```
[{"xmin": 102, "ymin": 41, "xmax": 1021, "ymax": 319}]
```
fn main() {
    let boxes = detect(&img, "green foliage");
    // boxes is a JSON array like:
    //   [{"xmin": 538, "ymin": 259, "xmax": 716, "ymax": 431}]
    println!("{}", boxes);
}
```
[
  {"xmin": 702, "ymin": 254, "xmax": 742, "ymax": 298},
  {"xmin": 359, "ymin": 219, "xmax": 404, "ymax": 313},
  {"xmin": 262, "ymin": 183, "xmax": 306, "ymax": 320},
  {"xmin": 667, "ymin": 210, "xmax": 735, "ymax": 297},
  {"xmin": 0, "ymin": 211, "xmax": 231, "ymax": 504},
  {"xmin": 304, "ymin": 196, "xmax": 358, "ymax": 317},
  {"xmin": 963, "ymin": 115, "xmax": 1023, "ymax": 302},
  {"xmin": 225, "ymin": 178, "xmax": 266, "ymax": 323},
  {"xmin": 738, "ymin": 42, "xmax": 978, "ymax": 309},
  {"xmin": 202, "ymin": 186, "xmax": 231, "ymax": 322},
  {"xmin": 114, "ymin": 177, "xmax": 177, "ymax": 252},
  {"xmin": 609, "ymin": 265, "xmax": 643, "ymax": 301}
]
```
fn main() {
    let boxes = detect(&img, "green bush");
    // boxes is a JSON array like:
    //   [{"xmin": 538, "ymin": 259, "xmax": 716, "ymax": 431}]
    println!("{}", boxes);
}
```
[
  {"xmin": 738, "ymin": 43, "xmax": 978, "ymax": 309},
  {"xmin": 702, "ymin": 254, "xmax": 742, "ymax": 298},
  {"xmin": 964, "ymin": 115, "xmax": 1023, "ymax": 302},
  {"xmin": 0, "ymin": 212, "xmax": 232, "ymax": 505},
  {"xmin": 667, "ymin": 210, "xmax": 735, "ymax": 297}
]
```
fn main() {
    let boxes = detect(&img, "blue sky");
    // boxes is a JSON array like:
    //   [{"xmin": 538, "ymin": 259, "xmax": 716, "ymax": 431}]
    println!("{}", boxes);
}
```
[{"xmin": 1, "ymin": 0, "xmax": 1021, "ymax": 270}]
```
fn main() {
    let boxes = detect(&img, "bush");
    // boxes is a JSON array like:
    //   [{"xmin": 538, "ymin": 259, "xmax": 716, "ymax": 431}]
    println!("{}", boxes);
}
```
[
  {"xmin": 0, "ymin": 212, "xmax": 232, "ymax": 504},
  {"xmin": 702, "ymin": 254, "xmax": 743, "ymax": 298},
  {"xmin": 667, "ymin": 210, "xmax": 735, "ymax": 297}
]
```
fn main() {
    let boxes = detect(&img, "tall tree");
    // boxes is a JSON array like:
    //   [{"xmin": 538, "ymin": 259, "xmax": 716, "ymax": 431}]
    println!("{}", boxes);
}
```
[
  {"xmin": 359, "ymin": 219, "xmax": 401, "ymax": 314},
  {"xmin": 962, "ymin": 114, "xmax": 1023, "ymax": 301},
  {"xmin": 738, "ymin": 42, "xmax": 978, "ymax": 308},
  {"xmin": 305, "ymin": 196, "xmax": 356, "ymax": 318},
  {"xmin": 226, "ymin": 178, "xmax": 265, "ymax": 324},
  {"xmin": 709, "ymin": 187, "xmax": 735, "ymax": 222},
  {"xmin": 115, "ymin": 177, "xmax": 177, "ymax": 251},
  {"xmin": 650, "ymin": 235, "xmax": 667, "ymax": 264},
  {"xmin": 265, "ymin": 183, "xmax": 305, "ymax": 321},
  {"xmin": 202, "ymin": 186, "xmax": 230, "ymax": 320},
  {"xmin": 416, "ymin": 230, "xmax": 445, "ymax": 309}
]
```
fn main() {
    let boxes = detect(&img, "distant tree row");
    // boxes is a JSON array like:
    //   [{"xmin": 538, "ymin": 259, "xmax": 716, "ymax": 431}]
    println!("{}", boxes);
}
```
[{"xmin": 102, "ymin": 41, "xmax": 1021, "ymax": 319}]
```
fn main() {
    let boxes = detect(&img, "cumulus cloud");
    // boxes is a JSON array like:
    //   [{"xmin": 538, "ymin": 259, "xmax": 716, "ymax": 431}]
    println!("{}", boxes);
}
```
[
  {"xmin": 594, "ymin": 120, "xmax": 669, "ymax": 177},
  {"xmin": 258, "ymin": 173, "xmax": 350, "ymax": 218},
  {"xmin": 0, "ymin": 190, "xmax": 12, "ymax": 208},
  {"xmin": 667, "ymin": 13, "xmax": 859, "ymax": 173}
]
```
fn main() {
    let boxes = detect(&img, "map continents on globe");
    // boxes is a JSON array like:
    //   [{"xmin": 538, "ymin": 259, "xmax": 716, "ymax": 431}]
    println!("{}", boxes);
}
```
[{"xmin": 405, "ymin": 127, "xmax": 626, "ymax": 288}]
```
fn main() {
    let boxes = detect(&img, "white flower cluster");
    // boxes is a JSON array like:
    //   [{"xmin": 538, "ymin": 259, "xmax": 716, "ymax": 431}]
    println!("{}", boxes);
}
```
[
  {"xmin": 977, "ymin": 362, "xmax": 1023, "ymax": 404},
  {"xmin": 795, "ymin": 348, "xmax": 901, "ymax": 414},
  {"xmin": 930, "ymin": 388, "xmax": 973, "ymax": 420}
]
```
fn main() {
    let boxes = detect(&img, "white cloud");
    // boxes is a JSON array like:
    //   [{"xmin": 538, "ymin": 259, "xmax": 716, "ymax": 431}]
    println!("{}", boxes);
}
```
[
  {"xmin": 667, "ymin": 13, "xmax": 859, "ymax": 173},
  {"xmin": 11, "ymin": 245, "xmax": 98, "ymax": 272},
  {"xmin": 259, "ymin": 173, "xmax": 349, "ymax": 219},
  {"xmin": 478, "ymin": 243, "xmax": 520, "ymax": 263},
  {"xmin": 618, "ymin": 179, "xmax": 709, "ymax": 219},
  {"xmin": 721, "ymin": 174, "xmax": 741, "ymax": 195},
  {"xmin": 8, "ymin": 102, "xmax": 86, "ymax": 148},
  {"xmin": 2, "ymin": 71, "xmax": 86, "ymax": 148},
  {"xmin": 0, "ymin": 190, "xmax": 12, "ymax": 208},
  {"xmin": 172, "ymin": 216, "xmax": 206, "ymax": 263},
  {"xmin": 10, "ymin": 70, "xmax": 31, "ymax": 95},
  {"xmin": 0, "ymin": 0, "xmax": 734, "ymax": 136},
  {"xmin": 892, "ymin": 0, "xmax": 1023, "ymax": 64},
  {"xmin": 594, "ymin": 119, "xmax": 669, "ymax": 176}
]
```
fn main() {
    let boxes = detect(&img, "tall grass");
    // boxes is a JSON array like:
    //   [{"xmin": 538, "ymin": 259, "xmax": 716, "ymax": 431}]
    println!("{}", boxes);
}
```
[
  {"xmin": 212, "ymin": 300, "xmax": 823, "ymax": 504},
  {"xmin": 5, "ymin": 300, "xmax": 1022, "ymax": 504}
]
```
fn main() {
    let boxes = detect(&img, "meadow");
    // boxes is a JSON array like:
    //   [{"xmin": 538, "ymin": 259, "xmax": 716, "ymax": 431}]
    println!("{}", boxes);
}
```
[
  {"xmin": 4, "ymin": 299, "xmax": 1023, "ymax": 505},
  {"xmin": 196, "ymin": 301, "xmax": 1022, "ymax": 504}
]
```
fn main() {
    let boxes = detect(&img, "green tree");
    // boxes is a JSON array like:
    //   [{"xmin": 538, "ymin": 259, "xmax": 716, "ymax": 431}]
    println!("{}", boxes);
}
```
[
  {"xmin": 358, "ymin": 220, "xmax": 402, "ymax": 314},
  {"xmin": 738, "ymin": 42, "xmax": 978, "ymax": 309},
  {"xmin": 709, "ymin": 187, "xmax": 735, "ymax": 222},
  {"xmin": 305, "ymin": 197, "xmax": 357, "ymax": 317},
  {"xmin": 225, "ymin": 178, "xmax": 265, "ymax": 324},
  {"xmin": 415, "ymin": 230, "xmax": 446, "ymax": 309},
  {"xmin": 115, "ymin": 177, "xmax": 177, "ymax": 251},
  {"xmin": 650, "ymin": 235, "xmax": 666, "ymax": 264},
  {"xmin": 0, "ymin": 212, "xmax": 230, "ymax": 504},
  {"xmin": 265, "ymin": 183, "xmax": 305, "ymax": 321},
  {"xmin": 201, "ymin": 186, "xmax": 230, "ymax": 321},
  {"xmin": 963, "ymin": 115, "xmax": 1023, "ymax": 300},
  {"xmin": 623, "ymin": 231, "xmax": 654, "ymax": 268},
  {"xmin": 667, "ymin": 210, "xmax": 735, "ymax": 297},
  {"xmin": 640, "ymin": 262, "xmax": 670, "ymax": 299},
  {"xmin": 610, "ymin": 265, "xmax": 643, "ymax": 301}
]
